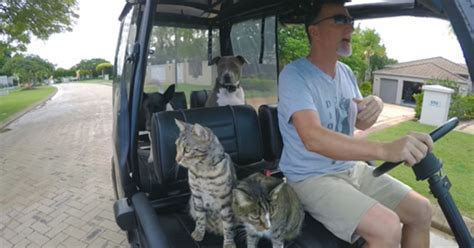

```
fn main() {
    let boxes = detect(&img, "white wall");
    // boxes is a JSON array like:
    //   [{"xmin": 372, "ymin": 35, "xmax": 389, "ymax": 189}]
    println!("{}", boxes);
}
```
[{"xmin": 145, "ymin": 61, "xmax": 215, "ymax": 86}]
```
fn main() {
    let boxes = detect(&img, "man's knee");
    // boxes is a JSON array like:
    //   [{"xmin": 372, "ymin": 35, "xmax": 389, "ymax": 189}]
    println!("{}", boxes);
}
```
[
  {"xmin": 410, "ymin": 196, "xmax": 432, "ymax": 226},
  {"xmin": 397, "ymin": 192, "xmax": 432, "ymax": 227},
  {"xmin": 357, "ymin": 204, "xmax": 401, "ymax": 247}
]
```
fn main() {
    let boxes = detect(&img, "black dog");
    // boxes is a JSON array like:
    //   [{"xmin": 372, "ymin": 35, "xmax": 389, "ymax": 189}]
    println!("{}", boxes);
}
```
[{"xmin": 139, "ymin": 84, "xmax": 176, "ymax": 132}]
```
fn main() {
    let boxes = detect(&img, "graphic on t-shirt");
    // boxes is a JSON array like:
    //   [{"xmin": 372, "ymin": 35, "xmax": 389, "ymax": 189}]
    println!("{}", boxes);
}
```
[
  {"xmin": 325, "ymin": 100, "xmax": 334, "ymax": 129},
  {"xmin": 335, "ymin": 97, "xmax": 350, "ymax": 135}
]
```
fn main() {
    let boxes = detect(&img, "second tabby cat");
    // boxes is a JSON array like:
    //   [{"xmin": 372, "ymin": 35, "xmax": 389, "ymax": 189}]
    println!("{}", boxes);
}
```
[{"xmin": 232, "ymin": 172, "xmax": 305, "ymax": 248}]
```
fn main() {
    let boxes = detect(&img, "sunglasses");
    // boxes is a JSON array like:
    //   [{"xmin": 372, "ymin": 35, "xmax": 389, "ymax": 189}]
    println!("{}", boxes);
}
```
[{"xmin": 312, "ymin": 14, "xmax": 355, "ymax": 26}]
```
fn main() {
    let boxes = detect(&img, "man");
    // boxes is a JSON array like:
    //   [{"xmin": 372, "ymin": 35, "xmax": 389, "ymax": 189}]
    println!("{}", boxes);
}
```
[{"xmin": 277, "ymin": 2, "xmax": 433, "ymax": 248}]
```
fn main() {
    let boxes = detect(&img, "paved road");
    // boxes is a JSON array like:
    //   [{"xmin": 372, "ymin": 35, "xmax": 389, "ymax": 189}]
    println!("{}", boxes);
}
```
[{"xmin": 0, "ymin": 83, "xmax": 127, "ymax": 247}]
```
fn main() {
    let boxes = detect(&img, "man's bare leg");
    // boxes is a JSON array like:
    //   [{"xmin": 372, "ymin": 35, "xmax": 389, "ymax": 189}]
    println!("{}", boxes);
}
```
[
  {"xmin": 356, "ymin": 203, "xmax": 401, "ymax": 248},
  {"xmin": 395, "ymin": 191, "xmax": 432, "ymax": 248}
]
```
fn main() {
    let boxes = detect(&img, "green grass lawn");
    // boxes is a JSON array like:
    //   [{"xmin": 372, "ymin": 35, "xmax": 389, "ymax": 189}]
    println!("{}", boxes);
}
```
[
  {"xmin": 366, "ymin": 120, "xmax": 474, "ymax": 219},
  {"xmin": 0, "ymin": 86, "xmax": 57, "ymax": 125}
]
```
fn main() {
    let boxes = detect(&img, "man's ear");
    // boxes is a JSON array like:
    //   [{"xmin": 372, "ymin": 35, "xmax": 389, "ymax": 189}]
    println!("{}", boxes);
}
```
[{"xmin": 308, "ymin": 25, "xmax": 320, "ymax": 41}]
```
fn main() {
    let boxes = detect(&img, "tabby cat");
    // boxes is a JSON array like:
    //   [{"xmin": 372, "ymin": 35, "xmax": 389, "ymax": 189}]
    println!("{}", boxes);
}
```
[
  {"xmin": 175, "ymin": 119, "xmax": 237, "ymax": 248},
  {"xmin": 232, "ymin": 172, "xmax": 305, "ymax": 248}
]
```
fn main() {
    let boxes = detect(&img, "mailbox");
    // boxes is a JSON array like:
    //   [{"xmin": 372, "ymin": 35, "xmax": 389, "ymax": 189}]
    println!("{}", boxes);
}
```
[{"xmin": 420, "ymin": 85, "xmax": 455, "ymax": 126}]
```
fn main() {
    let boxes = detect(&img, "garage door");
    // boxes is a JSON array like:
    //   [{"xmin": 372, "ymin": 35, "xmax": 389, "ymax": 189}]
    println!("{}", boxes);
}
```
[{"xmin": 379, "ymin": 78, "xmax": 398, "ymax": 104}]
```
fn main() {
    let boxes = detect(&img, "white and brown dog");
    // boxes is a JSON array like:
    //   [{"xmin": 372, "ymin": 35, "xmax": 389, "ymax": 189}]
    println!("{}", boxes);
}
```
[{"xmin": 205, "ymin": 55, "xmax": 249, "ymax": 107}]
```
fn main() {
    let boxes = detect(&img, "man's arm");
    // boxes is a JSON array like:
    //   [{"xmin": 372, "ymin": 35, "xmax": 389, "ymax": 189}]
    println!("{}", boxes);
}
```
[
  {"xmin": 354, "ymin": 95, "xmax": 384, "ymax": 130},
  {"xmin": 292, "ymin": 110, "xmax": 433, "ymax": 166}
]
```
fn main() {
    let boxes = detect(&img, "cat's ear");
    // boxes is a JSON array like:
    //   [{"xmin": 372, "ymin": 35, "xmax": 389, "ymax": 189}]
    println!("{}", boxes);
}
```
[
  {"xmin": 174, "ymin": 119, "xmax": 187, "ymax": 132},
  {"xmin": 233, "ymin": 188, "xmax": 252, "ymax": 207},
  {"xmin": 269, "ymin": 182, "xmax": 285, "ymax": 201},
  {"xmin": 192, "ymin": 123, "xmax": 209, "ymax": 140}
]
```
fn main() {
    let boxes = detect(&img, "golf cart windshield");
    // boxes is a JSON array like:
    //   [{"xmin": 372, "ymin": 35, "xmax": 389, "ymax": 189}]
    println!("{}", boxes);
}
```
[{"xmin": 144, "ymin": 16, "xmax": 278, "ymax": 110}]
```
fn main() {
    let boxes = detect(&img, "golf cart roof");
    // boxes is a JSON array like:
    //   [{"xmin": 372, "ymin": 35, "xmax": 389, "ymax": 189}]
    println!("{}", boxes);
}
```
[{"xmin": 143, "ymin": 0, "xmax": 445, "ymax": 27}]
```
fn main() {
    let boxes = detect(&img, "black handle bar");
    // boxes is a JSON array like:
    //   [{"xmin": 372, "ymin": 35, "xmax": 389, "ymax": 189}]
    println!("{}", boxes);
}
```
[{"xmin": 372, "ymin": 117, "xmax": 459, "ymax": 177}]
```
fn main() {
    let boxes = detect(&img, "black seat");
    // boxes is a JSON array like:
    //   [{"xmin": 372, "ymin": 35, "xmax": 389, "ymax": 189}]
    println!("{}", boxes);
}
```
[
  {"xmin": 148, "ymin": 105, "xmax": 273, "ymax": 199},
  {"xmin": 190, "ymin": 89, "xmax": 209, "ymax": 108},
  {"xmin": 258, "ymin": 104, "xmax": 282, "ymax": 163},
  {"xmin": 136, "ymin": 91, "xmax": 188, "ymax": 193}
]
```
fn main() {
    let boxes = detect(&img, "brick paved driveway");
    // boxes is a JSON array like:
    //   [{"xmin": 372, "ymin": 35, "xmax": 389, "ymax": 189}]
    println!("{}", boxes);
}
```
[{"xmin": 0, "ymin": 83, "xmax": 127, "ymax": 247}]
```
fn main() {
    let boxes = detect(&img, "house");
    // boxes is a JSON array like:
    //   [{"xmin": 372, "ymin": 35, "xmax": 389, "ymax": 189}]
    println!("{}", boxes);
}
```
[{"xmin": 372, "ymin": 57, "xmax": 472, "ymax": 105}]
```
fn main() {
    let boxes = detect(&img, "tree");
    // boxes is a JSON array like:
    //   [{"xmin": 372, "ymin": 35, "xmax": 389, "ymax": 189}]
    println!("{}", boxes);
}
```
[
  {"xmin": 2, "ymin": 54, "xmax": 54, "ymax": 88},
  {"xmin": 278, "ymin": 24, "xmax": 309, "ymax": 70},
  {"xmin": 148, "ymin": 27, "xmax": 209, "ymax": 65},
  {"xmin": 341, "ymin": 26, "xmax": 397, "ymax": 82},
  {"xmin": 277, "ymin": 24, "xmax": 397, "ymax": 83},
  {"xmin": 96, "ymin": 62, "xmax": 113, "ymax": 78},
  {"xmin": 53, "ymin": 67, "xmax": 76, "ymax": 79},
  {"xmin": 71, "ymin": 58, "xmax": 110, "ymax": 78},
  {"xmin": 0, "ymin": 0, "xmax": 79, "ymax": 57}
]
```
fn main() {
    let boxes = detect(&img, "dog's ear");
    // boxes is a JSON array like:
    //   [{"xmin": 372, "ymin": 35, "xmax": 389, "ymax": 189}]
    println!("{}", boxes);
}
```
[
  {"xmin": 209, "ymin": 56, "xmax": 221, "ymax": 65},
  {"xmin": 236, "ymin": 55, "xmax": 249, "ymax": 65},
  {"xmin": 163, "ymin": 84, "xmax": 175, "ymax": 101}
]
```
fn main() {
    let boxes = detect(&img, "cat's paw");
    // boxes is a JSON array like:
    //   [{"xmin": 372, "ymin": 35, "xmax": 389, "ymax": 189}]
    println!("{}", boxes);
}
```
[
  {"xmin": 191, "ymin": 230, "xmax": 205, "ymax": 241},
  {"xmin": 223, "ymin": 242, "xmax": 236, "ymax": 248}
]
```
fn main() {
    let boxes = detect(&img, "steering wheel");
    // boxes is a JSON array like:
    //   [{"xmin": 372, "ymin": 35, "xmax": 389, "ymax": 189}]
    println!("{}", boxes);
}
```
[{"xmin": 372, "ymin": 117, "xmax": 459, "ymax": 177}]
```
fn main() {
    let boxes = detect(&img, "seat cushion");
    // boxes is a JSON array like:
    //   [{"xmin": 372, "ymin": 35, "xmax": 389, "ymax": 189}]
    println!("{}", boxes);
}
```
[{"xmin": 153, "ymin": 207, "xmax": 359, "ymax": 248}]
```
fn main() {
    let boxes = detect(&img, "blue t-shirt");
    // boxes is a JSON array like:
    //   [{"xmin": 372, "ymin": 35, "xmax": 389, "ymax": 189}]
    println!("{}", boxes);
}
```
[{"xmin": 278, "ymin": 58, "xmax": 362, "ymax": 182}]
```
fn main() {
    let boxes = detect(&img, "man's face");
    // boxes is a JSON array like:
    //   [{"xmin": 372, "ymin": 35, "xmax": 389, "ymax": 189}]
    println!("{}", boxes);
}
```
[{"xmin": 309, "ymin": 4, "xmax": 354, "ymax": 57}]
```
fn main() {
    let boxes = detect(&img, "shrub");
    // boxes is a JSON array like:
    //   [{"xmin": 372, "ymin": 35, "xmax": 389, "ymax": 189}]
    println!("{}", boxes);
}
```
[
  {"xmin": 413, "ymin": 92, "xmax": 424, "ymax": 119},
  {"xmin": 359, "ymin": 81, "xmax": 372, "ymax": 97},
  {"xmin": 414, "ymin": 92, "xmax": 474, "ymax": 120},
  {"xmin": 450, "ymin": 94, "xmax": 474, "ymax": 120},
  {"xmin": 425, "ymin": 79, "xmax": 459, "ymax": 94}
]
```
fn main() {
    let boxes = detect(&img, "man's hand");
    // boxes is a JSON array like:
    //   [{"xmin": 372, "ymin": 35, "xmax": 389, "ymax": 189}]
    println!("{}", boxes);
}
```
[
  {"xmin": 353, "ymin": 95, "xmax": 384, "ymax": 130},
  {"xmin": 381, "ymin": 132, "xmax": 434, "ymax": 166}
]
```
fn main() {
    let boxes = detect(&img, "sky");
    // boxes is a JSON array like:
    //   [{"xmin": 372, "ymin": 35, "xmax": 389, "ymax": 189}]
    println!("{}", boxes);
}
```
[
  {"xmin": 26, "ymin": 0, "xmax": 467, "ymax": 69},
  {"xmin": 26, "ymin": 0, "xmax": 124, "ymax": 69}
]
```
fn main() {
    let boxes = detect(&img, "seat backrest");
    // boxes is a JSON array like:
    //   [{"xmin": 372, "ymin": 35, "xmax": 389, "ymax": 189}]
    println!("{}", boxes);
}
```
[
  {"xmin": 258, "ymin": 104, "xmax": 283, "ymax": 162},
  {"xmin": 190, "ymin": 90, "xmax": 209, "ymax": 108},
  {"xmin": 170, "ymin": 92, "xmax": 187, "ymax": 110},
  {"xmin": 150, "ymin": 105, "xmax": 264, "ymax": 187}
]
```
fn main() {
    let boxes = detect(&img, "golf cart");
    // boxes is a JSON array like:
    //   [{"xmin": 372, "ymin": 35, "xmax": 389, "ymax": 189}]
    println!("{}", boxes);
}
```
[{"xmin": 111, "ymin": 0, "xmax": 474, "ymax": 247}]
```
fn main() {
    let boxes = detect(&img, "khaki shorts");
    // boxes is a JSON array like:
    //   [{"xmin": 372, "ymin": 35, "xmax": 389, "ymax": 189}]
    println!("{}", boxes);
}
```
[{"xmin": 288, "ymin": 162, "xmax": 411, "ymax": 243}]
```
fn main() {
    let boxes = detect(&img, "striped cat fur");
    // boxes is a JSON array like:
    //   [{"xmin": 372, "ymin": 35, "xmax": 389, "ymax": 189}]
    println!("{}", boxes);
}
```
[{"xmin": 175, "ymin": 119, "xmax": 237, "ymax": 248}]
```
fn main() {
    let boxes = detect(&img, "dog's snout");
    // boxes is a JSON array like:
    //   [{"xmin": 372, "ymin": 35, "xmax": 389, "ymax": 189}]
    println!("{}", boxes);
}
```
[{"xmin": 223, "ymin": 74, "xmax": 231, "ymax": 83}]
